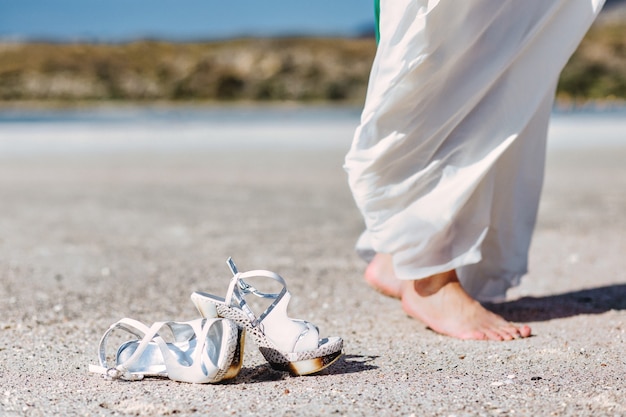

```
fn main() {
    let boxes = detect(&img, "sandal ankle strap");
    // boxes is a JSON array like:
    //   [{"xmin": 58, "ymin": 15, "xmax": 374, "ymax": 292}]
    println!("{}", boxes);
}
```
[{"xmin": 224, "ymin": 258, "xmax": 289, "ymax": 327}]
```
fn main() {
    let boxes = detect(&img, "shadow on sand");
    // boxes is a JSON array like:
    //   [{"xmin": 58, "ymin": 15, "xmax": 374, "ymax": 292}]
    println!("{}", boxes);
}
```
[{"xmin": 486, "ymin": 283, "xmax": 626, "ymax": 322}]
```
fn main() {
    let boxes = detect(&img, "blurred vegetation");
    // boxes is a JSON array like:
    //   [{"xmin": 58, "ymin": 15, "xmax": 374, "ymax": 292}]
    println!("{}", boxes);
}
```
[
  {"xmin": 557, "ymin": 20, "xmax": 626, "ymax": 104},
  {"xmin": 0, "ymin": 19, "xmax": 624, "ymax": 105},
  {"xmin": 0, "ymin": 38, "xmax": 374, "ymax": 103}
]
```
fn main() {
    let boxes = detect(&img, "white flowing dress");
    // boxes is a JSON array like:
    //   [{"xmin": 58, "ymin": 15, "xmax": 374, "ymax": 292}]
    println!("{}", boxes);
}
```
[{"xmin": 345, "ymin": 0, "xmax": 604, "ymax": 301}]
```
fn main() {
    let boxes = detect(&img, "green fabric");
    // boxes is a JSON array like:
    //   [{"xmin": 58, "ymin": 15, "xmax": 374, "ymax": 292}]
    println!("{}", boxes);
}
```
[{"xmin": 374, "ymin": 0, "xmax": 380, "ymax": 44}]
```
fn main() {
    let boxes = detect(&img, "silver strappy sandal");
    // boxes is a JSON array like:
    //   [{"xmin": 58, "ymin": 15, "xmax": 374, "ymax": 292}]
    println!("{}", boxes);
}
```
[
  {"xmin": 89, "ymin": 317, "xmax": 244, "ymax": 383},
  {"xmin": 190, "ymin": 258, "xmax": 343, "ymax": 376}
]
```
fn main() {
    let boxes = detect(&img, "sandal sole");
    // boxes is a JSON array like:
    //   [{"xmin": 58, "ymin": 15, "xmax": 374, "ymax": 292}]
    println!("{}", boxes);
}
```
[{"xmin": 261, "ymin": 348, "xmax": 343, "ymax": 376}]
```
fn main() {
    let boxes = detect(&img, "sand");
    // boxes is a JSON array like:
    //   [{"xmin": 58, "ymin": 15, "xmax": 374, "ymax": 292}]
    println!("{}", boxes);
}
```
[{"xmin": 0, "ymin": 129, "xmax": 624, "ymax": 416}]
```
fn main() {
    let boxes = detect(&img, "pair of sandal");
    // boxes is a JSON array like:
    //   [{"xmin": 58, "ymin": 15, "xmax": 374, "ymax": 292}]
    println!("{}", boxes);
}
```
[{"xmin": 89, "ymin": 258, "xmax": 344, "ymax": 383}]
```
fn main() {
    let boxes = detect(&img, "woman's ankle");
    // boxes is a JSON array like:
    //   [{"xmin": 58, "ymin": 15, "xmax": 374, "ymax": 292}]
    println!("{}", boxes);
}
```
[{"xmin": 411, "ymin": 269, "xmax": 459, "ymax": 297}]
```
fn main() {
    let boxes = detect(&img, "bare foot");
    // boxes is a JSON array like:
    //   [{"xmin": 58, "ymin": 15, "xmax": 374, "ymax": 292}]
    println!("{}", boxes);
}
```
[
  {"xmin": 364, "ymin": 253, "xmax": 402, "ymax": 299},
  {"xmin": 401, "ymin": 270, "xmax": 532, "ymax": 341}
]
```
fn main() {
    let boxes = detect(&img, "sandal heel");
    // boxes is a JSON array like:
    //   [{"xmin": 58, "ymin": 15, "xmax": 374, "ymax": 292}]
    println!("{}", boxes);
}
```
[{"xmin": 221, "ymin": 326, "xmax": 246, "ymax": 380}]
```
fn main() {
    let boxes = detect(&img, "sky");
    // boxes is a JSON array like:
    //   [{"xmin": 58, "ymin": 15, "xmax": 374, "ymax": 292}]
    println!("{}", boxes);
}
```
[{"xmin": 0, "ymin": 0, "xmax": 376, "ymax": 41}]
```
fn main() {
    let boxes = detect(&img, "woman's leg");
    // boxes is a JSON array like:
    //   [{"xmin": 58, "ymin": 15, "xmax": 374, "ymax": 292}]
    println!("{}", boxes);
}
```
[{"xmin": 348, "ymin": 0, "xmax": 604, "ymax": 339}]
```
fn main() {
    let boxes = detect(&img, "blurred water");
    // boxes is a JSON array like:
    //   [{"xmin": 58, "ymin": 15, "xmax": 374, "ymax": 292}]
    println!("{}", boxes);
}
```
[{"xmin": 0, "ymin": 106, "xmax": 623, "ymax": 155}]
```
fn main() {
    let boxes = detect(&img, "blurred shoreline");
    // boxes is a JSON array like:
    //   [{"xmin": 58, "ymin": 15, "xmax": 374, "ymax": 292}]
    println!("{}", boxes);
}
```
[
  {"xmin": 1, "ymin": 103, "xmax": 624, "ymax": 156},
  {"xmin": 0, "ymin": 98, "xmax": 624, "ymax": 114}
]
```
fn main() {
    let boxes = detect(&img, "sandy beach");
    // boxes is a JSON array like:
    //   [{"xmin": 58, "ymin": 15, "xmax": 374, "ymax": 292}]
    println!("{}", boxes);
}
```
[{"xmin": 0, "ymin": 108, "xmax": 624, "ymax": 416}]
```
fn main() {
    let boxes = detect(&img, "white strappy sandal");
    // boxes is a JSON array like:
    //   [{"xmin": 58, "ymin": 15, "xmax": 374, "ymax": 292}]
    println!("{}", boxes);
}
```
[
  {"xmin": 89, "ymin": 317, "xmax": 244, "ymax": 383},
  {"xmin": 190, "ymin": 258, "xmax": 343, "ymax": 376}
]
